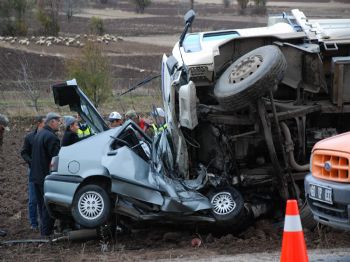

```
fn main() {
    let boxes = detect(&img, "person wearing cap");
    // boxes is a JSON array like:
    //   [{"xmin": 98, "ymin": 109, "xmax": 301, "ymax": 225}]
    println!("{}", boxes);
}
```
[
  {"xmin": 108, "ymin": 111, "xmax": 123, "ymax": 128},
  {"xmin": 20, "ymin": 115, "xmax": 45, "ymax": 231},
  {"xmin": 31, "ymin": 112, "xmax": 61, "ymax": 237},
  {"xmin": 125, "ymin": 109, "xmax": 150, "ymax": 133},
  {"xmin": 61, "ymin": 116, "xmax": 80, "ymax": 147},
  {"xmin": 151, "ymin": 107, "xmax": 167, "ymax": 136}
]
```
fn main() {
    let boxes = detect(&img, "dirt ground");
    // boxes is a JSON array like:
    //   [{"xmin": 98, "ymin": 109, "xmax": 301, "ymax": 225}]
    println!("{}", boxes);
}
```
[
  {"xmin": 1, "ymin": 121, "xmax": 350, "ymax": 261},
  {"xmin": 1, "ymin": 1, "xmax": 350, "ymax": 261}
]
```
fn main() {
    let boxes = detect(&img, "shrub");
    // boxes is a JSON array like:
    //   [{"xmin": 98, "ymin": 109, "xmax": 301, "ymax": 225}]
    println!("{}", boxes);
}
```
[
  {"xmin": 223, "ymin": 0, "xmax": 231, "ymax": 8},
  {"xmin": 66, "ymin": 42, "xmax": 112, "ymax": 108},
  {"xmin": 90, "ymin": 16, "xmax": 104, "ymax": 36},
  {"xmin": 237, "ymin": 0, "xmax": 249, "ymax": 10},
  {"xmin": 129, "ymin": 0, "xmax": 151, "ymax": 14},
  {"xmin": 36, "ymin": 0, "xmax": 60, "ymax": 36}
]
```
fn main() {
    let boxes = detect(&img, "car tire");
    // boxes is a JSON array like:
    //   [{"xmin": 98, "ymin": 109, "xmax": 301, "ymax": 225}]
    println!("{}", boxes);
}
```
[
  {"xmin": 214, "ymin": 45, "xmax": 287, "ymax": 111},
  {"xmin": 72, "ymin": 184, "xmax": 111, "ymax": 228},
  {"xmin": 207, "ymin": 186, "xmax": 245, "ymax": 225}
]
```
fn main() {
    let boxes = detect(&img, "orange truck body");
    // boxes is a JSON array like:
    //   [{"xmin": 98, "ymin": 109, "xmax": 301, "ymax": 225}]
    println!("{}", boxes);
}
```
[{"xmin": 305, "ymin": 132, "xmax": 350, "ymax": 230}]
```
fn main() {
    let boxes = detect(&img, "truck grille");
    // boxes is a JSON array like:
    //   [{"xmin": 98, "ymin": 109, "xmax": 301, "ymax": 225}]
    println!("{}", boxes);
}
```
[{"xmin": 312, "ymin": 150, "xmax": 350, "ymax": 182}]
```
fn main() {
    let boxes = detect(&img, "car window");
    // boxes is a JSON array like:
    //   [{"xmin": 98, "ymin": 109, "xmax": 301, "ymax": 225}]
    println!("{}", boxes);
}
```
[{"xmin": 111, "ymin": 124, "xmax": 151, "ymax": 162}]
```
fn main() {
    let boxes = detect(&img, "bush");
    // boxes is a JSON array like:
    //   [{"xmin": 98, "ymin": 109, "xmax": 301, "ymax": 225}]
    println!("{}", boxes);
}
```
[
  {"xmin": 90, "ymin": 16, "xmax": 104, "ymax": 36},
  {"xmin": 130, "ymin": 0, "xmax": 151, "ymax": 14},
  {"xmin": 237, "ymin": 0, "xmax": 249, "ymax": 10},
  {"xmin": 66, "ymin": 42, "xmax": 112, "ymax": 108},
  {"xmin": 252, "ymin": 0, "xmax": 267, "ymax": 15},
  {"xmin": 0, "ymin": 0, "xmax": 28, "ymax": 36},
  {"xmin": 223, "ymin": 0, "xmax": 231, "ymax": 8}
]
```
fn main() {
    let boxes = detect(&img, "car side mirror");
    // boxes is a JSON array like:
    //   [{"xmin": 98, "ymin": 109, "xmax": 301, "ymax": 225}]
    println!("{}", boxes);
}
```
[{"xmin": 184, "ymin": 9, "xmax": 195, "ymax": 25}]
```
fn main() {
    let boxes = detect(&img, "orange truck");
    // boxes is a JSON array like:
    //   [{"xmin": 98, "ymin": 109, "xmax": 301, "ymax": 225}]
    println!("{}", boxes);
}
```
[{"xmin": 305, "ymin": 132, "xmax": 350, "ymax": 230}]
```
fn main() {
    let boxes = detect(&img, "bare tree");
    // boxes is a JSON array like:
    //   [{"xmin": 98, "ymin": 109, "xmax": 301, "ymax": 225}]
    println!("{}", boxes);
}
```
[
  {"xmin": 64, "ymin": 0, "xmax": 83, "ymax": 22},
  {"xmin": 16, "ymin": 56, "xmax": 52, "ymax": 113},
  {"xmin": 190, "ymin": 0, "xmax": 194, "ymax": 9},
  {"xmin": 17, "ymin": 56, "xmax": 40, "ymax": 113}
]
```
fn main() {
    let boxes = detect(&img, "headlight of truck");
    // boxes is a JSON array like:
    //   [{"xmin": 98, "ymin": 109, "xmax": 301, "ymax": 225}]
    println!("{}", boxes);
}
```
[{"xmin": 188, "ymin": 65, "xmax": 211, "ymax": 82}]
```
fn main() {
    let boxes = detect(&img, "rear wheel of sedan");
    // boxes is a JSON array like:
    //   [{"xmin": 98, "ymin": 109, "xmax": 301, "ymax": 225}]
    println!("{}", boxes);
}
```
[
  {"xmin": 214, "ymin": 45, "xmax": 287, "ymax": 111},
  {"xmin": 207, "ymin": 186, "xmax": 245, "ymax": 226},
  {"xmin": 72, "ymin": 184, "xmax": 111, "ymax": 228}
]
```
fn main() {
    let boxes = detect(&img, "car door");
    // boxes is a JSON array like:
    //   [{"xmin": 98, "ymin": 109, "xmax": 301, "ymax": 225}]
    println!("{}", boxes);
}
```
[{"xmin": 52, "ymin": 79, "xmax": 109, "ymax": 134}]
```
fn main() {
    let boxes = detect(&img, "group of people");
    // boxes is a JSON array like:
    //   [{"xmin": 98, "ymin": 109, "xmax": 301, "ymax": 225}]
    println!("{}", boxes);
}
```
[
  {"xmin": 16, "ymin": 107, "xmax": 166, "ymax": 238},
  {"xmin": 108, "ymin": 108, "xmax": 166, "ymax": 136},
  {"xmin": 20, "ymin": 112, "xmax": 91, "ymax": 237}
]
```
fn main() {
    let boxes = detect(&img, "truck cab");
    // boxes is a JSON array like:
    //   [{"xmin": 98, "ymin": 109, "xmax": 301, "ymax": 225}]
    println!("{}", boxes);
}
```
[{"xmin": 305, "ymin": 132, "xmax": 350, "ymax": 230}]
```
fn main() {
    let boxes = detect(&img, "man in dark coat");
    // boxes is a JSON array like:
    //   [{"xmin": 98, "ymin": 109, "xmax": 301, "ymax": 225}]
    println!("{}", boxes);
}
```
[
  {"xmin": 0, "ymin": 113, "xmax": 9, "ymax": 148},
  {"xmin": 0, "ymin": 113, "xmax": 9, "ymax": 237},
  {"xmin": 31, "ymin": 112, "xmax": 61, "ymax": 236},
  {"xmin": 20, "ymin": 115, "xmax": 45, "ymax": 230}
]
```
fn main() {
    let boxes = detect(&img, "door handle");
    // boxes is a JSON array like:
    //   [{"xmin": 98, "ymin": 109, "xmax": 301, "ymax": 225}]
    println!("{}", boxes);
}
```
[{"xmin": 107, "ymin": 150, "xmax": 118, "ymax": 156}]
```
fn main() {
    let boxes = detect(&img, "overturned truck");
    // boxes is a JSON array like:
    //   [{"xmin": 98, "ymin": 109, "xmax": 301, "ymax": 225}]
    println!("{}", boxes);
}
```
[
  {"xmin": 45, "ymin": 9, "xmax": 350, "ymax": 231},
  {"xmin": 161, "ymin": 9, "xmax": 350, "ymax": 227}
]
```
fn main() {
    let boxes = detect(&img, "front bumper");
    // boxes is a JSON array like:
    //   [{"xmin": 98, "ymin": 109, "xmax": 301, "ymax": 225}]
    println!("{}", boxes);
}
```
[
  {"xmin": 305, "ymin": 173, "xmax": 350, "ymax": 231},
  {"xmin": 44, "ymin": 174, "xmax": 83, "ymax": 217}
]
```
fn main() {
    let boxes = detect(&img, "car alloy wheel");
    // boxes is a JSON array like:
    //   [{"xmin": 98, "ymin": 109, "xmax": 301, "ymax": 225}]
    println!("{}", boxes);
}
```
[
  {"xmin": 78, "ymin": 191, "xmax": 105, "ymax": 220},
  {"xmin": 211, "ymin": 191, "xmax": 236, "ymax": 215}
]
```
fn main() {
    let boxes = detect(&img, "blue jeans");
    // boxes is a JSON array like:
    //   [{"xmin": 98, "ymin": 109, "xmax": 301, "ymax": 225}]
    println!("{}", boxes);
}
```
[{"xmin": 28, "ymin": 170, "xmax": 41, "ymax": 228}]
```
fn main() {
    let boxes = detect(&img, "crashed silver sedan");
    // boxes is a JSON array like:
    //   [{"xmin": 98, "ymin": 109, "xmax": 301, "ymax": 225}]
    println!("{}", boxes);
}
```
[{"xmin": 45, "ymin": 80, "xmax": 242, "ymax": 229}]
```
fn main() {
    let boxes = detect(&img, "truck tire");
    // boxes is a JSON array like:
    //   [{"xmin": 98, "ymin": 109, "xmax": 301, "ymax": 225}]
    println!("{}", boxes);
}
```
[
  {"xmin": 72, "ymin": 184, "xmax": 111, "ymax": 228},
  {"xmin": 214, "ymin": 45, "xmax": 287, "ymax": 111},
  {"xmin": 300, "ymin": 202, "xmax": 317, "ymax": 231}
]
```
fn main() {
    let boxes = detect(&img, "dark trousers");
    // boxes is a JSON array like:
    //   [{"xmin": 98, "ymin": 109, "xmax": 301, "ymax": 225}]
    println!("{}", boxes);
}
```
[
  {"xmin": 28, "ymin": 169, "xmax": 42, "ymax": 228},
  {"xmin": 34, "ymin": 183, "xmax": 55, "ymax": 236}
]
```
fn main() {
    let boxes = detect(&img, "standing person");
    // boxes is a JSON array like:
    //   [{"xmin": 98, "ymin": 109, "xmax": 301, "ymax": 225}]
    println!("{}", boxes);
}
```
[
  {"xmin": 61, "ymin": 116, "xmax": 80, "ymax": 147},
  {"xmin": 76, "ymin": 113, "xmax": 91, "ymax": 138},
  {"xmin": 31, "ymin": 112, "xmax": 61, "ymax": 237},
  {"xmin": 0, "ymin": 113, "xmax": 9, "ymax": 148},
  {"xmin": 151, "ymin": 107, "xmax": 167, "ymax": 136},
  {"xmin": 20, "ymin": 115, "xmax": 45, "ymax": 231},
  {"xmin": 0, "ymin": 114, "xmax": 9, "ymax": 236},
  {"xmin": 108, "ymin": 111, "xmax": 123, "ymax": 128},
  {"xmin": 125, "ymin": 109, "xmax": 151, "ymax": 135}
]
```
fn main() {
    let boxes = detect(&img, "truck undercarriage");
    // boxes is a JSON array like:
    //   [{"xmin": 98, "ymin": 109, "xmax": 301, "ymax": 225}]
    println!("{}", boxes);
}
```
[{"xmin": 162, "ymin": 9, "xmax": 350, "ymax": 227}]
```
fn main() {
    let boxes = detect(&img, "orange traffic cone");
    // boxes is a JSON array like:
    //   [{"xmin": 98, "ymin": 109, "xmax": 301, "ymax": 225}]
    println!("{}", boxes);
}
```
[{"xmin": 280, "ymin": 199, "xmax": 308, "ymax": 262}]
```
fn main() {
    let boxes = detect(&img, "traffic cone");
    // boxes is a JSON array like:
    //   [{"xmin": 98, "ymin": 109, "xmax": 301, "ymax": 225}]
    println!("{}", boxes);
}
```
[{"xmin": 280, "ymin": 199, "xmax": 308, "ymax": 262}]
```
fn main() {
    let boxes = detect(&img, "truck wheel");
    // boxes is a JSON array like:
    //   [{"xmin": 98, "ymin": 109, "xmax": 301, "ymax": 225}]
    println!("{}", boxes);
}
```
[
  {"xmin": 300, "ymin": 201, "xmax": 317, "ymax": 231},
  {"xmin": 207, "ymin": 186, "xmax": 245, "ymax": 225},
  {"xmin": 214, "ymin": 45, "xmax": 287, "ymax": 111},
  {"xmin": 72, "ymin": 184, "xmax": 111, "ymax": 228}
]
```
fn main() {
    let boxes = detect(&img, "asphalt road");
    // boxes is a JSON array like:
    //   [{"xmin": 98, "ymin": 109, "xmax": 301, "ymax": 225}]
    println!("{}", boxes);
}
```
[{"xmin": 156, "ymin": 248, "xmax": 350, "ymax": 262}]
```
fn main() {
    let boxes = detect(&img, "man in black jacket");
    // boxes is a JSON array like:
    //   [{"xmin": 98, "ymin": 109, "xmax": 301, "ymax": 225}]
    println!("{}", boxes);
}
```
[
  {"xmin": 31, "ymin": 112, "xmax": 61, "ymax": 236},
  {"xmin": 20, "ymin": 115, "xmax": 45, "ymax": 230}
]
